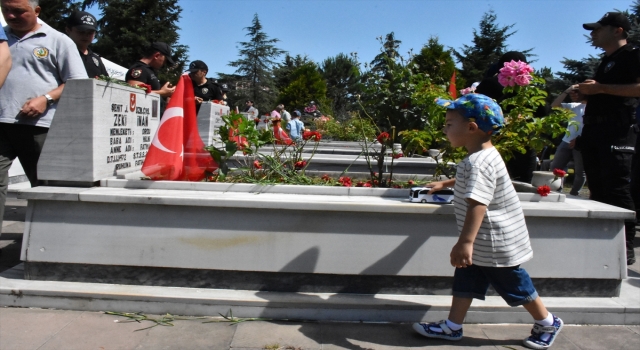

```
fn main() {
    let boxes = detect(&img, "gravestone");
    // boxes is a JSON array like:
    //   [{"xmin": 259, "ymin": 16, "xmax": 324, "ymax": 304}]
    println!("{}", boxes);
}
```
[
  {"xmin": 37, "ymin": 79, "xmax": 161, "ymax": 184},
  {"xmin": 196, "ymin": 102, "xmax": 230, "ymax": 146}
]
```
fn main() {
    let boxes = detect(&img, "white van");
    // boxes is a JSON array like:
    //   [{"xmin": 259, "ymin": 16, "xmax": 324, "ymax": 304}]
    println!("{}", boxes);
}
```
[{"xmin": 409, "ymin": 187, "xmax": 455, "ymax": 204}]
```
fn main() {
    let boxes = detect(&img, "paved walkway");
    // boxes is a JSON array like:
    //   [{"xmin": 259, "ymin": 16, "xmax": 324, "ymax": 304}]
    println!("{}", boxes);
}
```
[
  {"xmin": 1, "ymin": 307, "xmax": 640, "ymax": 350},
  {"xmin": 2, "ymin": 195, "xmax": 640, "ymax": 350}
]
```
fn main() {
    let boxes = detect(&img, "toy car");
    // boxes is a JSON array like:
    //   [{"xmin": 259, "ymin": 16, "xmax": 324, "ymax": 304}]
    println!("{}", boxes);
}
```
[{"xmin": 409, "ymin": 186, "xmax": 455, "ymax": 204}]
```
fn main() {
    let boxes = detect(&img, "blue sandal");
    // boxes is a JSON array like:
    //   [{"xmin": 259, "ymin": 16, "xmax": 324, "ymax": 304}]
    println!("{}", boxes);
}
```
[{"xmin": 413, "ymin": 320, "xmax": 463, "ymax": 341}]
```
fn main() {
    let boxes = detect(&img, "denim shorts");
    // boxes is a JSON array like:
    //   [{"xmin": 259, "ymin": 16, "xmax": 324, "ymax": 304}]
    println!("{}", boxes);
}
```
[{"xmin": 452, "ymin": 264, "xmax": 538, "ymax": 306}]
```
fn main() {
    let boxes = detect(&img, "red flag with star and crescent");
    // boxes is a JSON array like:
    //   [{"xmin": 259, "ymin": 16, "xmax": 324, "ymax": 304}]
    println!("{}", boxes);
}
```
[{"xmin": 141, "ymin": 74, "xmax": 217, "ymax": 181}]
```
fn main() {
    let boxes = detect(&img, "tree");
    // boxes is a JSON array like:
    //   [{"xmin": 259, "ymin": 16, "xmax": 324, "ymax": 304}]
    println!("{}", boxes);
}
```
[
  {"xmin": 452, "ymin": 10, "xmax": 530, "ymax": 84},
  {"xmin": 277, "ymin": 62, "xmax": 329, "ymax": 114},
  {"xmin": 229, "ymin": 14, "xmax": 285, "ymax": 111},
  {"xmin": 78, "ymin": 0, "xmax": 187, "ymax": 84},
  {"xmin": 410, "ymin": 36, "xmax": 463, "ymax": 88},
  {"xmin": 628, "ymin": 0, "xmax": 640, "ymax": 46},
  {"xmin": 38, "ymin": 0, "xmax": 81, "ymax": 32},
  {"xmin": 320, "ymin": 52, "xmax": 361, "ymax": 120},
  {"xmin": 369, "ymin": 32, "xmax": 401, "ymax": 78},
  {"xmin": 273, "ymin": 54, "xmax": 312, "ymax": 93}
]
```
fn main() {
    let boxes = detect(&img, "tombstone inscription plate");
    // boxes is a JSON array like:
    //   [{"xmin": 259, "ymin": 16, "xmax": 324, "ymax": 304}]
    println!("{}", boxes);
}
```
[{"xmin": 38, "ymin": 79, "xmax": 160, "ymax": 183}]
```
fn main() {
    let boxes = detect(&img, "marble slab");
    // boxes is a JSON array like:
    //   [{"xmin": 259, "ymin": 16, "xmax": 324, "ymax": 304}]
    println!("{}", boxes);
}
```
[
  {"xmin": 37, "ymin": 79, "xmax": 161, "ymax": 182},
  {"xmin": 196, "ymin": 102, "xmax": 229, "ymax": 146}
]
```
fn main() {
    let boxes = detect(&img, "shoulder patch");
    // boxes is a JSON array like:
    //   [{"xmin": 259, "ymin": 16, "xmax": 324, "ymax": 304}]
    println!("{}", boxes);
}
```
[
  {"xmin": 202, "ymin": 87, "xmax": 209, "ymax": 94},
  {"xmin": 33, "ymin": 47, "xmax": 49, "ymax": 59},
  {"xmin": 131, "ymin": 69, "xmax": 142, "ymax": 78},
  {"xmin": 92, "ymin": 57, "xmax": 100, "ymax": 67},
  {"xmin": 604, "ymin": 61, "xmax": 615, "ymax": 73}
]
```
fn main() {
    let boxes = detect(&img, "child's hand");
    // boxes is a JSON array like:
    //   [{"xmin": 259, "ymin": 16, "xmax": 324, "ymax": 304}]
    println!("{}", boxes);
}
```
[
  {"xmin": 450, "ymin": 242, "xmax": 473, "ymax": 268},
  {"xmin": 427, "ymin": 182, "xmax": 444, "ymax": 194}
]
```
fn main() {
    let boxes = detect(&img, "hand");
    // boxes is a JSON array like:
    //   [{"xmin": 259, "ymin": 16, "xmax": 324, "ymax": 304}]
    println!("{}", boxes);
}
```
[
  {"xmin": 569, "ymin": 139, "xmax": 576, "ymax": 149},
  {"xmin": 427, "ymin": 181, "xmax": 445, "ymax": 194},
  {"xmin": 195, "ymin": 97, "xmax": 203, "ymax": 104},
  {"xmin": 158, "ymin": 82, "xmax": 176, "ymax": 97},
  {"xmin": 564, "ymin": 84, "xmax": 579, "ymax": 94},
  {"xmin": 450, "ymin": 241, "xmax": 473, "ymax": 268},
  {"xmin": 577, "ymin": 80, "xmax": 601, "ymax": 95},
  {"xmin": 20, "ymin": 96, "xmax": 48, "ymax": 118}
]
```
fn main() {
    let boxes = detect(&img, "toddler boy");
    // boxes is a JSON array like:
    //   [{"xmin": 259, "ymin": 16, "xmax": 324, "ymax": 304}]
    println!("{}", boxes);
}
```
[{"xmin": 413, "ymin": 94, "xmax": 563, "ymax": 350}]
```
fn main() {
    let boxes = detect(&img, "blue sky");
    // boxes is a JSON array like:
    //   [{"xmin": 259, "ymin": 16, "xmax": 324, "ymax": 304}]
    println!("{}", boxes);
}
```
[{"xmin": 103, "ymin": 0, "xmax": 638, "ymax": 78}]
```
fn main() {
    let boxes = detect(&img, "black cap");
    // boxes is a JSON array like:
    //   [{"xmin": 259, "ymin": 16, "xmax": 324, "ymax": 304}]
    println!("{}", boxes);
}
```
[
  {"xmin": 150, "ymin": 42, "xmax": 175, "ymax": 66},
  {"xmin": 188, "ymin": 60, "xmax": 208, "ymax": 72},
  {"xmin": 67, "ymin": 11, "xmax": 97, "ymax": 31},
  {"xmin": 583, "ymin": 12, "xmax": 631, "ymax": 31}
]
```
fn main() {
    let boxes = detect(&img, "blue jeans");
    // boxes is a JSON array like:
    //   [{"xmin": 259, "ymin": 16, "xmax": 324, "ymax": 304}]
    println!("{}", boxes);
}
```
[
  {"xmin": 550, "ymin": 141, "xmax": 585, "ymax": 196},
  {"xmin": 452, "ymin": 265, "xmax": 538, "ymax": 307}
]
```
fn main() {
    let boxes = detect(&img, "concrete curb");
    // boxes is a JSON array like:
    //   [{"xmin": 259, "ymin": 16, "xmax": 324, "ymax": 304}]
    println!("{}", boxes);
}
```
[{"xmin": 2, "ymin": 264, "xmax": 638, "ymax": 325}]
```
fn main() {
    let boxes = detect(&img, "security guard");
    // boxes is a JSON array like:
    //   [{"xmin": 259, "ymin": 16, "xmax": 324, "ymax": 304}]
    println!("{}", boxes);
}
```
[
  {"xmin": 65, "ymin": 11, "xmax": 108, "ymax": 78},
  {"xmin": 125, "ymin": 42, "xmax": 175, "ymax": 98},
  {"xmin": 578, "ymin": 12, "xmax": 640, "ymax": 265},
  {"xmin": 188, "ymin": 60, "xmax": 223, "ymax": 113}
]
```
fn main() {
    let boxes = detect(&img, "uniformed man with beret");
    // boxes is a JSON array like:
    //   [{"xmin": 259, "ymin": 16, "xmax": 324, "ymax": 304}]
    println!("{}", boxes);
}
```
[
  {"xmin": 187, "ymin": 60, "xmax": 223, "ymax": 113},
  {"xmin": 65, "ymin": 10, "xmax": 108, "ymax": 78},
  {"xmin": 125, "ymin": 42, "xmax": 176, "ymax": 98}
]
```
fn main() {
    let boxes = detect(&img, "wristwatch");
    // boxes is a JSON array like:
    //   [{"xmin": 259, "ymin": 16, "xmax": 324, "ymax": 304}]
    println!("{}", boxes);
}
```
[{"xmin": 44, "ymin": 94, "xmax": 54, "ymax": 106}]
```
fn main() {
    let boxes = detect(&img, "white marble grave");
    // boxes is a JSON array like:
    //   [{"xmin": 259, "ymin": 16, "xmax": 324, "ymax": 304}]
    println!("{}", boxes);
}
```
[
  {"xmin": 196, "ymin": 102, "xmax": 229, "ymax": 146},
  {"xmin": 37, "ymin": 79, "xmax": 161, "ymax": 183}
]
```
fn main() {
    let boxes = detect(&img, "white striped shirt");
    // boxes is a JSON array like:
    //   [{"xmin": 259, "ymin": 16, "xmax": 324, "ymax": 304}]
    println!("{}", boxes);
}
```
[{"xmin": 453, "ymin": 147, "xmax": 533, "ymax": 267}]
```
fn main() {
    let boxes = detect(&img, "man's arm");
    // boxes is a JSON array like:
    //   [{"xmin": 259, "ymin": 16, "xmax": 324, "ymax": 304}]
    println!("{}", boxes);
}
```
[
  {"xmin": 578, "ymin": 78, "xmax": 640, "ymax": 97},
  {"xmin": 20, "ymin": 84, "xmax": 65, "ymax": 118},
  {"xmin": 450, "ymin": 199, "xmax": 487, "ymax": 268},
  {"xmin": 0, "ymin": 41, "xmax": 12, "ymax": 89},
  {"xmin": 127, "ymin": 80, "xmax": 175, "ymax": 98}
]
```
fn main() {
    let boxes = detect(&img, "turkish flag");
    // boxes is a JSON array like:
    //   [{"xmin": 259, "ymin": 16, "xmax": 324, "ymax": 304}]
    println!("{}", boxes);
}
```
[
  {"xmin": 141, "ymin": 74, "xmax": 217, "ymax": 181},
  {"xmin": 448, "ymin": 70, "xmax": 457, "ymax": 99}
]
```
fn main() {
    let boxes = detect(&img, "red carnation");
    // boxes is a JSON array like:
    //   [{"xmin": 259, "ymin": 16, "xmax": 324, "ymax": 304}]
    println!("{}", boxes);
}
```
[
  {"xmin": 392, "ymin": 153, "xmax": 403, "ymax": 159},
  {"xmin": 321, "ymin": 174, "xmax": 331, "ymax": 181},
  {"xmin": 303, "ymin": 131, "xmax": 322, "ymax": 141},
  {"xmin": 553, "ymin": 169, "xmax": 567, "ymax": 178},
  {"xmin": 294, "ymin": 160, "xmax": 307, "ymax": 170},
  {"xmin": 253, "ymin": 160, "xmax": 262, "ymax": 169},
  {"xmin": 376, "ymin": 132, "xmax": 390, "ymax": 144},
  {"xmin": 537, "ymin": 185, "xmax": 551, "ymax": 197},
  {"xmin": 338, "ymin": 176, "xmax": 352, "ymax": 187},
  {"xmin": 137, "ymin": 83, "xmax": 152, "ymax": 94}
]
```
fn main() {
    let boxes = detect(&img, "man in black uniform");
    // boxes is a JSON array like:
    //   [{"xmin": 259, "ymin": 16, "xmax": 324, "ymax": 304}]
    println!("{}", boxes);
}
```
[
  {"xmin": 578, "ymin": 12, "xmax": 640, "ymax": 265},
  {"xmin": 187, "ymin": 60, "xmax": 223, "ymax": 113},
  {"xmin": 125, "ymin": 42, "xmax": 175, "ymax": 99},
  {"xmin": 65, "ymin": 11, "xmax": 108, "ymax": 78}
]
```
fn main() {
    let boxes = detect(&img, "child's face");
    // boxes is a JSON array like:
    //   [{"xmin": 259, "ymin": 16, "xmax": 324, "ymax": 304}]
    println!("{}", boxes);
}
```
[{"xmin": 443, "ymin": 110, "xmax": 471, "ymax": 148}]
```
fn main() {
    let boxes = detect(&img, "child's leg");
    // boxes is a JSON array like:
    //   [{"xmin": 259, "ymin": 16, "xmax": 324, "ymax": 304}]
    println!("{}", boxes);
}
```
[
  {"xmin": 448, "ymin": 296, "xmax": 473, "ymax": 324},
  {"xmin": 522, "ymin": 296, "xmax": 549, "ymax": 321}
]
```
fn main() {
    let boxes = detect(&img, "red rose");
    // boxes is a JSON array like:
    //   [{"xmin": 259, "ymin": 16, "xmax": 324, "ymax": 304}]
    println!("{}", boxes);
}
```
[
  {"xmin": 303, "ymin": 131, "xmax": 322, "ymax": 141},
  {"xmin": 537, "ymin": 185, "xmax": 551, "ymax": 197},
  {"xmin": 254, "ymin": 118, "xmax": 260, "ymax": 123},
  {"xmin": 553, "ymin": 169, "xmax": 567, "ymax": 178},
  {"xmin": 253, "ymin": 160, "xmax": 262, "ymax": 169},
  {"xmin": 392, "ymin": 153, "xmax": 403, "ymax": 159}
]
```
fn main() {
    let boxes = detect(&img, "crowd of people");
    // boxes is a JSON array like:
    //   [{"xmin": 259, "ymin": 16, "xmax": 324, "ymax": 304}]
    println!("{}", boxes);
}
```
[{"xmin": 0, "ymin": 3, "xmax": 638, "ymax": 349}]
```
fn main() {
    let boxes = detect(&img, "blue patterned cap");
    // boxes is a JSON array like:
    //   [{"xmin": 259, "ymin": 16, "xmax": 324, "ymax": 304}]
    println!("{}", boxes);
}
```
[{"xmin": 435, "ymin": 93, "xmax": 505, "ymax": 135}]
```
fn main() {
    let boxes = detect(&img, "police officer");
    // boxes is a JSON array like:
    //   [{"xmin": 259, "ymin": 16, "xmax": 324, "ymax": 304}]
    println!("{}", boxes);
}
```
[
  {"xmin": 125, "ymin": 42, "xmax": 176, "ymax": 98},
  {"xmin": 65, "ymin": 11, "xmax": 108, "ymax": 78},
  {"xmin": 578, "ymin": 12, "xmax": 640, "ymax": 265},
  {"xmin": 188, "ymin": 60, "xmax": 223, "ymax": 113}
]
